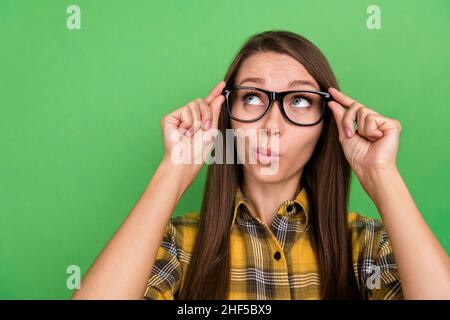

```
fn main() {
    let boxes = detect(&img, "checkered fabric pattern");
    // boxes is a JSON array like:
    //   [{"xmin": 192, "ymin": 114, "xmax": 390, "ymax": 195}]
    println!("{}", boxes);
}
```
[{"xmin": 144, "ymin": 185, "xmax": 403, "ymax": 300}]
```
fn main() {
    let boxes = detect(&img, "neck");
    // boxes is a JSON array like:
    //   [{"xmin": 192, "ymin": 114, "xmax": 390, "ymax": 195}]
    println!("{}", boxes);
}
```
[{"xmin": 242, "ymin": 170, "xmax": 302, "ymax": 227}]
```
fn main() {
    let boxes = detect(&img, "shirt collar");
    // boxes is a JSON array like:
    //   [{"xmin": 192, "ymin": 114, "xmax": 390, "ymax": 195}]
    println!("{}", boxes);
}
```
[{"xmin": 231, "ymin": 184, "xmax": 309, "ymax": 227}]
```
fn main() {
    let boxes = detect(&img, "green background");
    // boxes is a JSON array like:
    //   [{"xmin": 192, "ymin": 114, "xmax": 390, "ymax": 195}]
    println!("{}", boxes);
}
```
[{"xmin": 0, "ymin": 0, "xmax": 448, "ymax": 299}]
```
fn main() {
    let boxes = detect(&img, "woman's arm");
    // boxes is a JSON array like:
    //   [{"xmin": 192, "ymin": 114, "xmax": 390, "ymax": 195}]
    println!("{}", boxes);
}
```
[
  {"xmin": 72, "ymin": 158, "xmax": 191, "ymax": 299},
  {"xmin": 327, "ymin": 87, "xmax": 450, "ymax": 299},
  {"xmin": 72, "ymin": 81, "xmax": 226, "ymax": 299},
  {"xmin": 365, "ymin": 166, "xmax": 450, "ymax": 299}
]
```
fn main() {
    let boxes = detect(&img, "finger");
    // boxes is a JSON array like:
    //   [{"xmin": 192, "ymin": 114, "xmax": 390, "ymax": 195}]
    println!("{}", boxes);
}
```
[
  {"xmin": 196, "ymin": 99, "xmax": 214, "ymax": 130},
  {"xmin": 210, "ymin": 94, "xmax": 225, "ymax": 130},
  {"xmin": 356, "ymin": 107, "xmax": 369, "ymax": 138},
  {"xmin": 179, "ymin": 106, "xmax": 193, "ymax": 135},
  {"xmin": 328, "ymin": 87, "xmax": 356, "ymax": 107},
  {"xmin": 205, "ymin": 80, "xmax": 226, "ymax": 105},
  {"xmin": 357, "ymin": 108, "xmax": 383, "ymax": 141},
  {"xmin": 342, "ymin": 101, "xmax": 363, "ymax": 138},
  {"xmin": 364, "ymin": 114, "xmax": 384, "ymax": 141},
  {"xmin": 327, "ymin": 100, "xmax": 346, "ymax": 141},
  {"xmin": 187, "ymin": 101, "xmax": 202, "ymax": 135}
]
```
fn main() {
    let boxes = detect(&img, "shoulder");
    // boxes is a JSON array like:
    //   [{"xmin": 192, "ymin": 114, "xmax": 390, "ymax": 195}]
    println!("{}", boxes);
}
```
[
  {"xmin": 171, "ymin": 211, "xmax": 201, "ymax": 226},
  {"xmin": 347, "ymin": 211, "xmax": 389, "ymax": 256},
  {"xmin": 348, "ymin": 211, "xmax": 386, "ymax": 234},
  {"xmin": 170, "ymin": 212, "xmax": 201, "ymax": 235},
  {"xmin": 347, "ymin": 212, "xmax": 402, "ymax": 299},
  {"xmin": 165, "ymin": 212, "xmax": 201, "ymax": 254}
]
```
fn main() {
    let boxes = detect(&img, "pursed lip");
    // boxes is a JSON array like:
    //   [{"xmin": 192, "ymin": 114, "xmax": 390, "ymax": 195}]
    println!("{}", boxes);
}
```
[{"xmin": 255, "ymin": 146, "xmax": 280, "ymax": 157}]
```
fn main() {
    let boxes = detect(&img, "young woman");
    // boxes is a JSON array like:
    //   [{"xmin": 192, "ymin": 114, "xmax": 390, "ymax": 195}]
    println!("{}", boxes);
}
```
[{"xmin": 72, "ymin": 31, "xmax": 450, "ymax": 300}]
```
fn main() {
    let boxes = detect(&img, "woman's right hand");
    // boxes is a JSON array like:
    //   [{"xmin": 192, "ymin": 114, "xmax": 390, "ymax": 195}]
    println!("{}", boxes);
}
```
[
  {"xmin": 159, "ymin": 80, "xmax": 226, "ymax": 186},
  {"xmin": 72, "ymin": 83, "xmax": 226, "ymax": 299}
]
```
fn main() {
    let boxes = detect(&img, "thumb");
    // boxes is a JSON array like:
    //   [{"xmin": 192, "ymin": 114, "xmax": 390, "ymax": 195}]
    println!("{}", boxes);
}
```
[
  {"xmin": 328, "ymin": 100, "xmax": 347, "ymax": 140},
  {"xmin": 210, "ymin": 94, "xmax": 225, "ymax": 129}
]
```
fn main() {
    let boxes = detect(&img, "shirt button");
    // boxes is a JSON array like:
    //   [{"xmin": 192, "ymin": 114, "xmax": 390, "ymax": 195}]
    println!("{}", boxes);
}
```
[
  {"xmin": 274, "ymin": 251, "xmax": 281, "ymax": 261},
  {"xmin": 286, "ymin": 204, "xmax": 294, "ymax": 214}
]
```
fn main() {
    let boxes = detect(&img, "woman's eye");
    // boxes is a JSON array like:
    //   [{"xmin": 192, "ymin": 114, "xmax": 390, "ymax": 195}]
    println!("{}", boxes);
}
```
[
  {"xmin": 291, "ymin": 96, "xmax": 311, "ymax": 108},
  {"xmin": 243, "ymin": 94, "xmax": 263, "ymax": 105}
]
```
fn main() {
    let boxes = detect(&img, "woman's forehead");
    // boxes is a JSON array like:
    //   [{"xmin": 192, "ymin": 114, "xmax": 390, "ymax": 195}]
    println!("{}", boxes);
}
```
[{"xmin": 236, "ymin": 52, "xmax": 319, "ymax": 90}]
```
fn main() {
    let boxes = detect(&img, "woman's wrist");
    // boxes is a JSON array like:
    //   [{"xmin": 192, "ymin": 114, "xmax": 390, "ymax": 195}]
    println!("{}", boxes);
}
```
[
  {"xmin": 157, "ymin": 154, "xmax": 198, "ymax": 200},
  {"xmin": 357, "ymin": 165, "xmax": 401, "ymax": 205}
]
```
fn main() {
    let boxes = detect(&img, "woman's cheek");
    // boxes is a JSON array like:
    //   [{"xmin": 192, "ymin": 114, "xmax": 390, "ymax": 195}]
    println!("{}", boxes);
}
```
[{"xmin": 285, "ymin": 126, "xmax": 322, "ymax": 167}]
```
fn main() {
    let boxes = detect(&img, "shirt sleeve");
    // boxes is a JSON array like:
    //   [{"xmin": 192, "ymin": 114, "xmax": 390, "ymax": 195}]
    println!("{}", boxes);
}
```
[
  {"xmin": 366, "ymin": 227, "xmax": 404, "ymax": 300},
  {"xmin": 143, "ymin": 220, "xmax": 182, "ymax": 300}
]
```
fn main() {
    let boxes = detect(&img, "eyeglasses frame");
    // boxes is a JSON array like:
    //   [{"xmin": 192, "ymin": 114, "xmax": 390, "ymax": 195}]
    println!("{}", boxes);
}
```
[{"xmin": 222, "ymin": 86, "xmax": 332, "ymax": 126}]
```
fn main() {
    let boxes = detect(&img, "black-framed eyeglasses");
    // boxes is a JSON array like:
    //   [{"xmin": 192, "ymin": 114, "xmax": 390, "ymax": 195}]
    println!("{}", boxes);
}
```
[{"xmin": 222, "ymin": 86, "xmax": 331, "ymax": 126}]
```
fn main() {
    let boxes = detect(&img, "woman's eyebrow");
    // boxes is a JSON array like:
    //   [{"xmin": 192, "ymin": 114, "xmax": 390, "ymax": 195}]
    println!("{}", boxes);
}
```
[{"xmin": 237, "ymin": 77, "xmax": 318, "ymax": 89}]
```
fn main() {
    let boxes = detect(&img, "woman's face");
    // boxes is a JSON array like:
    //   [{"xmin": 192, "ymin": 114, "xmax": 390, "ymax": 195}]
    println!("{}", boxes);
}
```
[{"xmin": 230, "ymin": 52, "xmax": 324, "ymax": 183}]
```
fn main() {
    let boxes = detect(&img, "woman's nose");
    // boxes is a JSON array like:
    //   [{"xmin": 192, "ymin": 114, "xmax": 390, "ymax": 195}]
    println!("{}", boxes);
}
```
[{"xmin": 261, "ymin": 100, "xmax": 284, "ymax": 131}]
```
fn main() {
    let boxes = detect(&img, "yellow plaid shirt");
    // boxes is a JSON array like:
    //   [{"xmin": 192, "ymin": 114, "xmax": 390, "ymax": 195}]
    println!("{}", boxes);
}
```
[{"xmin": 144, "ymin": 185, "xmax": 403, "ymax": 300}]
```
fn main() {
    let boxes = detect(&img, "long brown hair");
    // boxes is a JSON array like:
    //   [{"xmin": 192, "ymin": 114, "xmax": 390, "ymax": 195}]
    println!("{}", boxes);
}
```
[{"xmin": 178, "ymin": 30, "xmax": 361, "ymax": 299}]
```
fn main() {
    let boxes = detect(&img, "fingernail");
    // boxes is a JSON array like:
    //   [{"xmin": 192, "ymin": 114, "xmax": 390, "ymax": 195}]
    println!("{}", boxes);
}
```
[
  {"xmin": 203, "ymin": 119, "xmax": 211, "ymax": 130},
  {"xmin": 345, "ymin": 127, "xmax": 353, "ymax": 138},
  {"xmin": 186, "ymin": 130, "xmax": 192, "ymax": 137}
]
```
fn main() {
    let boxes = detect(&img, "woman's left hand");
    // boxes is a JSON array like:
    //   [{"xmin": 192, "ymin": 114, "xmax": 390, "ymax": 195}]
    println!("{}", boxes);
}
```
[{"xmin": 327, "ymin": 87, "xmax": 402, "ymax": 187}]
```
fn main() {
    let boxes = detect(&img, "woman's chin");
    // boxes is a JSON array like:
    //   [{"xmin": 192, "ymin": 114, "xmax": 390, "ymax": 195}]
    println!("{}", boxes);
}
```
[{"xmin": 243, "ymin": 162, "xmax": 286, "ymax": 183}]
